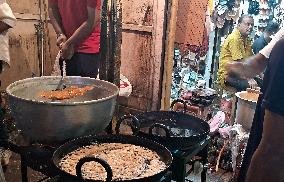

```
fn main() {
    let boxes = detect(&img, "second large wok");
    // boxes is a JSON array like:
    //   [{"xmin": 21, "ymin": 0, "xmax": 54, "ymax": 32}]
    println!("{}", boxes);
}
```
[
  {"xmin": 116, "ymin": 111, "xmax": 210, "ymax": 150},
  {"xmin": 52, "ymin": 134, "xmax": 172, "ymax": 182}
]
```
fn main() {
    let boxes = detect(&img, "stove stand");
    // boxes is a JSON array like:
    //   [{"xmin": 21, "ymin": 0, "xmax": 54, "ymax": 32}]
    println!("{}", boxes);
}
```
[
  {"xmin": 1, "ymin": 141, "xmax": 173, "ymax": 182},
  {"xmin": 1, "ymin": 136, "xmax": 209, "ymax": 182},
  {"xmin": 47, "ymin": 171, "xmax": 172, "ymax": 182},
  {"xmin": 0, "ymin": 141, "xmax": 59, "ymax": 182},
  {"xmin": 170, "ymin": 136, "xmax": 210, "ymax": 182}
]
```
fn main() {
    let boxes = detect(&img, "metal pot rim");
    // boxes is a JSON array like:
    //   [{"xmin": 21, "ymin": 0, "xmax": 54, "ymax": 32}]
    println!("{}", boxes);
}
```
[
  {"xmin": 6, "ymin": 76, "xmax": 119, "ymax": 106},
  {"xmin": 235, "ymin": 91, "xmax": 259, "ymax": 103}
]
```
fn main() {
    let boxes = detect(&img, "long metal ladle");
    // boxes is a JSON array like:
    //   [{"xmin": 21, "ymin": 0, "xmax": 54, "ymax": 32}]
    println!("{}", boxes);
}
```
[
  {"xmin": 54, "ymin": 56, "xmax": 66, "ymax": 91},
  {"xmin": 51, "ymin": 58, "xmax": 66, "ymax": 101}
]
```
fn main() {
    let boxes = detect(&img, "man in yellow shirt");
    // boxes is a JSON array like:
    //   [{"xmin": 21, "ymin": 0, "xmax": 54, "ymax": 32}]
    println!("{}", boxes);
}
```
[{"xmin": 218, "ymin": 14, "xmax": 257, "ymax": 91}]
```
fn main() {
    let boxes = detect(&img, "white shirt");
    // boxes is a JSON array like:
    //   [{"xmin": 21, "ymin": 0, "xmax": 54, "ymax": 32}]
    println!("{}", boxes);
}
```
[
  {"xmin": 259, "ymin": 26, "xmax": 284, "ymax": 58},
  {"xmin": 259, "ymin": 1, "xmax": 284, "ymax": 58},
  {"xmin": 0, "ymin": 0, "xmax": 16, "ymax": 71}
]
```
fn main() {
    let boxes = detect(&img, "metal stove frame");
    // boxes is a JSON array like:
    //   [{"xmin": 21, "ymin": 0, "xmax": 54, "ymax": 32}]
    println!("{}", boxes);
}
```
[
  {"xmin": 1, "ymin": 136, "xmax": 209, "ymax": 182},
  {"xmin": 170, "ymin": 136, "xmax": 210, "ymax": 182}
]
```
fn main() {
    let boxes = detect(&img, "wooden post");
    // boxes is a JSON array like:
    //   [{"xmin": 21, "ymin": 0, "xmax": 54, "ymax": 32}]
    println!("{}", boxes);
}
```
[
  {"xmin": 99, "ymin": 0, "xmax": 109, "ymax": 81},
  {"xmin": 209, "ymin": 27, "xmax": 219, "ymax": 88},
  {"xmin": 108, "ymin": 0, "xmax": 121, "ymax": 86},
  {"xmin": 113, "ymin": 0, "xmax": 122, "ymax": 86},
  {"xmin": 160, "ymin": 0, "xmax": 179, "ymax": 110},
  {"xmin": 108, "ymin": 0, "xmax": 122, "ymax": 133}
]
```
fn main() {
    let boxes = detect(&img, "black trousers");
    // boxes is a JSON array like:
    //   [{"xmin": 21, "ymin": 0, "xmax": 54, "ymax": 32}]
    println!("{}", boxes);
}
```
[
  {"xmin": 237, "ymin": 94, "xmax": 264, "ymax": 182},
  {"xmin": 60, "ymin": 52, "xmax": 100, "ymax": 78}
]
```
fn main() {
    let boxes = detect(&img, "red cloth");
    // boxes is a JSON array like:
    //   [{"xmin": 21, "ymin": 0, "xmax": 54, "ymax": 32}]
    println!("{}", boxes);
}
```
[{"xmin": 48, "ymin": 0, "xmax": 101, "ymax": 53}]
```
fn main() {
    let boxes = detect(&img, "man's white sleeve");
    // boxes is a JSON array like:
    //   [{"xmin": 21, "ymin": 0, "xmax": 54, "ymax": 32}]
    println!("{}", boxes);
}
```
[
  {"xmin": 0, "ymin": 2, "xmax": 16, "ymax": 28},
  {"xmin": 259, "ymin": 27, "xmax": 284, "ymax": 58}
]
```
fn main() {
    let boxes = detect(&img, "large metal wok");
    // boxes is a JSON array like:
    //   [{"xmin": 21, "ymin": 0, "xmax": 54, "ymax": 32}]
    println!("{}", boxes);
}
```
[
  {"xmin": 52, "ymin": 134, "xmax": 172, "ymax": 182},
  {"xmin": 116, "ymin": 101, "xmax": 209, "ymax": 150},
  {"xmin": 6, "ymin": 76, "xmax": 119, "ymax": 143}
]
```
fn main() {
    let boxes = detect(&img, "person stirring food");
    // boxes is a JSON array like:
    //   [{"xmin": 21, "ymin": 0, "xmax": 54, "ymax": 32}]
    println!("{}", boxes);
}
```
[{"xmin": 48, "ymin": 0, "xmax": 101, "ymax": 78}]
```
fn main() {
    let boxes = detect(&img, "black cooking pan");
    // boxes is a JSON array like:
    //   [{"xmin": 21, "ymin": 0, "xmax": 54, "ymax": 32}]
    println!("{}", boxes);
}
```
[
  {"xmin": 52, "ymin": 134, "xmax": 172, "ymax": 182},
  {"xmin": 116, "ymin": 101, "xmax": 210, "ymax": 150}
]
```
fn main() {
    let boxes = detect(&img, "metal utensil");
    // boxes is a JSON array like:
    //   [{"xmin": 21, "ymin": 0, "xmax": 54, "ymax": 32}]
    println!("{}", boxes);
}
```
[{"xmin": 54, "ymin": 58, "xmax": 66, "ymax": 91}]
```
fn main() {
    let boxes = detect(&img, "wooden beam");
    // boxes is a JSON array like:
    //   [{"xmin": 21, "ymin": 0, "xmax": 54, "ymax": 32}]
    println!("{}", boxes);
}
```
[
  {"xmin": 99, "ymin": 0, "xmax": 109, "ymax": 81},
  {"xmin": 150, "ymin": 0, "xmax": 166, "ymax": 110},
  {"xmin": 122, "ymin": 23, "xmax": 153, "ymax": 33},
  {"xmin": 14, "ymin": 13, "xmax": 41, "ymax": 20},
  {"xmin": 113, "ymin": 0, "xmax": 122, "ymax": 86},
  {"xmin": 160, "ymin": 0, "xmax": 178, "ymax": 110}
]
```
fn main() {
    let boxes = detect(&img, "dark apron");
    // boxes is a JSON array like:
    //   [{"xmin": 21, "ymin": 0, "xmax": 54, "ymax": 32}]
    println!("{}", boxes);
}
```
[{"xmin": 237, "ymin": 93, "xmax": 265, "ymax": 182}]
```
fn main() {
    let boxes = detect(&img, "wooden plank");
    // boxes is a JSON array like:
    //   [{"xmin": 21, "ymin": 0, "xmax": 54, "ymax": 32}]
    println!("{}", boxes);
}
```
[
  {"xmin": 6, "ymin": 0, "xmax": 41, "ymax": 15},
  {"xmin": 149, "ymin": 0, "xmax": 166, "ymax": 110},
  {"xmin": 160, "ymin": 0, "xmax": 179, "ymax": 110},
  {"xmin": 121, "ymin": 0, "xmax": 153, "ymax": 26},
  {"xmin": 120, "ymin": 31, "xmax": 153, "ymax": 111},
  {"xmin": 120, "ymin": 0, "xmax": 155, "ymax": 111},
  {"xmin": 122, "ymin": 23, "xmax": 153, "ymax": 33},
  {"xmin": 14, "ymin": 13, "xmax": 41, "ymax": 20},
  {"xmin": 119, "ymin": 0, "xmax": 166, "ymax": 111}
]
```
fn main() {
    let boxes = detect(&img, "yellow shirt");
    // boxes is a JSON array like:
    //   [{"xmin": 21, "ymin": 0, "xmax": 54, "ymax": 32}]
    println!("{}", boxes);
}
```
[{"xmin": 217, "ymin": 29, "xmax": 253, "ymax": 88}]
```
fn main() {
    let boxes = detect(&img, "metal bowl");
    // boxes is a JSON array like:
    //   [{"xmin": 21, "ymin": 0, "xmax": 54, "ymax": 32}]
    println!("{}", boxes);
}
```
[
  {"xmin": 6, "ymin": 76, "xmax": 119, "ymax": 143},
  {"xmin": 235, "ymin": 91, "xmax": 258, "ymax": 130}
]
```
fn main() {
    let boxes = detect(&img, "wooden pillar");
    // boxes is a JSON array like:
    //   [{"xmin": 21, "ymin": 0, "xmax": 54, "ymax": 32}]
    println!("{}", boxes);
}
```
[
  {"xmin": 108, "ymin": 0, "xmax": 122, "ymax": 133},
  {"xmin": 114, "ymin": 0, "xmax": 122, "ymax": 86},
  {"xmin": 99, "ymin": 0, "xmax": 109, "ymax": 81},
  {"xmin": 160, "ymin": 0, "xmax": 179, "ymax": 110},
  {"xmin": 100, "ymin": 0, "xmax": 121, "ymax": 86},
  {"xmin": 209, "ymin": 27, "xmax": 219, "ymax": 88},
  {"xmin": 109, "ymin": 0, "xmax": 121, "ymax": 86}
]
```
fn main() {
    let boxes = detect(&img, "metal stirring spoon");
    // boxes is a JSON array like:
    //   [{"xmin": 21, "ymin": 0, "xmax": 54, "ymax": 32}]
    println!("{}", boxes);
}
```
[{"xmin": 54, "ymin": 57, "xmax": 66, "ymax": 91}]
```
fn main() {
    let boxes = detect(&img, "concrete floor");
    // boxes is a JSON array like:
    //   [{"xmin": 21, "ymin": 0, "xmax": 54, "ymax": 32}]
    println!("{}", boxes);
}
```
[
  {"xmin": 4, "ymin": 153, "xmax": 46, "ymax": 182},
  {"xmin": 187, "ymin": 170, "xmax": 233, "ymax": 182}
]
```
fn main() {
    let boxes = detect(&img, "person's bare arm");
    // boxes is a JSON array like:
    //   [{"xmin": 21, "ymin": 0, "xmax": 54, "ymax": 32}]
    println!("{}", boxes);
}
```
[
  {"xmin": 227, "ymin": 28, "xmax": 284, "ymax": 79},
  {"xmin": 67, "ymin": 6, "xmax": 100, "ymax": 47},
  {"xmin": 61, "ymin": 6, "xmax": 100, "ymax": 59},
  {"xmin": 48, "ymin": 2, "xmax": 67, "ymax": 47},
  {"xmin": 246, "ymin": 110, "xmax": 284, "ymax": 182},
  {"xmin": 225, "ymin": 53, "xmax": 268, "ymax": 79},
  {"xmin": 62, "ymin": 6, "xmax": 100, "ymax": 59},
  {"xmin": 48, "ymin": 2, "xmax": 64, "ymax": 35},
  {"xmin": 243, "ymin": 53, "xmax": 268, "ymax": 77}
]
